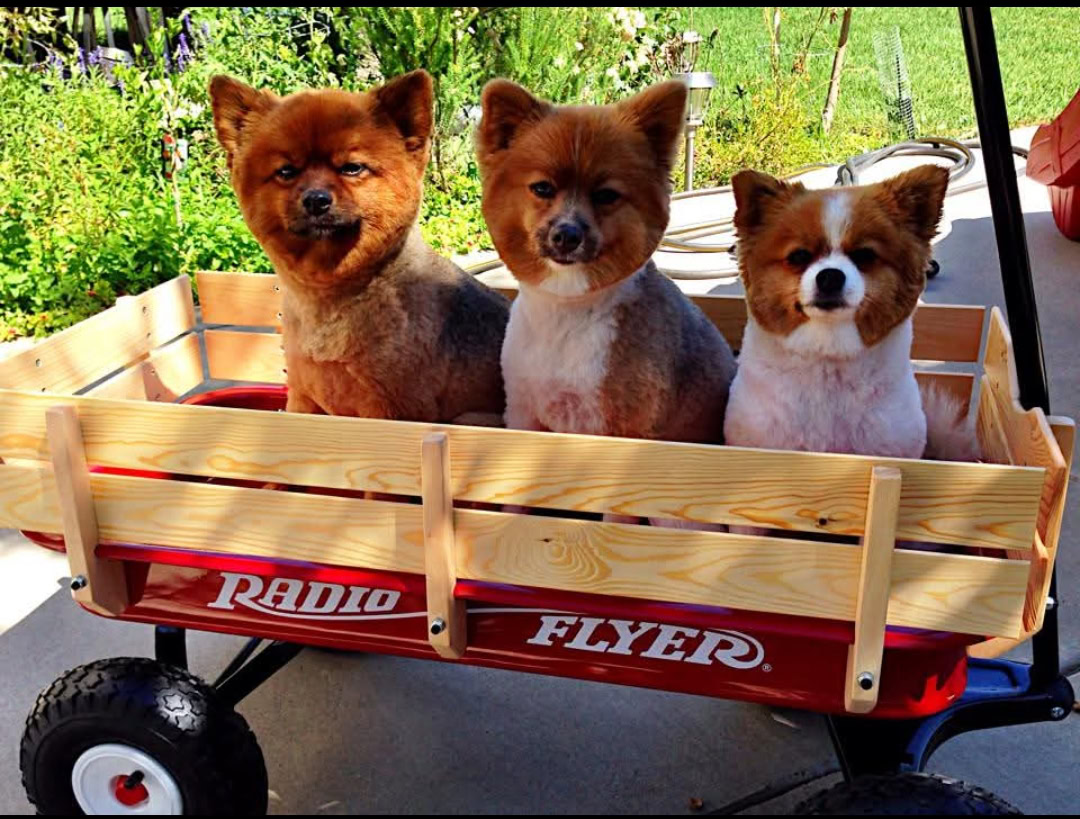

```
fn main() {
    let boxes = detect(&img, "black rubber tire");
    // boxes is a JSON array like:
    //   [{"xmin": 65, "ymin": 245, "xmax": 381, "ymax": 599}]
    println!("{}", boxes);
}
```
[
  {"xmin": 795, "ymin": 772, "xmax": 1022, "ymax": 815},
  {"xmin": 20, "ymin": 657, "xmax": 268, "ymax": 815}
]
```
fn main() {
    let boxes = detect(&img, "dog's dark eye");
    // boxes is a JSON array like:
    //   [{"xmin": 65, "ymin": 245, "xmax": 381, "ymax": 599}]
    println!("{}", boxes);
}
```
[
  {"xmin": 787, "ymin": 248, "xmax": 813, "ymax": 267},
  {"xmin": 276, "ymin": 165, "xmax": 299, "ymax": 181},
  {"xmin": 529, "ymin": 181, "xmax": 556, "ymax": 199},
  {"xmin": 849, "ymin": 247, "xmax": 877, "ymax": 269},
  {"xmin": 339, "ymin": 162, "xmax": 368, "ymax": 177},
  {"xmin": 591, "ymin": 188, "xmax": 621, "ymax": 206}
]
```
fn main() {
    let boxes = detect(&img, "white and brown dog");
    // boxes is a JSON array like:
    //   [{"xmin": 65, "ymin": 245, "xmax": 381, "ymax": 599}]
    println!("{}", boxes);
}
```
[{"xmin": 725, "ymin": 165, "xmax": 979, "ymax": 465}]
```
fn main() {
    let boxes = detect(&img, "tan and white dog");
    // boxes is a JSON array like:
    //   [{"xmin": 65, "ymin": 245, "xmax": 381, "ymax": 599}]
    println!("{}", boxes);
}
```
[{"xmin": 725, "ymin": 165, "xmax": 979, "ymax": 464}]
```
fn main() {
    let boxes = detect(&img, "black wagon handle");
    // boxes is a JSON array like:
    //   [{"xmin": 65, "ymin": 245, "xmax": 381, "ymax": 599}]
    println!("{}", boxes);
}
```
[{"xmin": 960, "ymin": 6, "xmax": 1060, "ymax": 685}]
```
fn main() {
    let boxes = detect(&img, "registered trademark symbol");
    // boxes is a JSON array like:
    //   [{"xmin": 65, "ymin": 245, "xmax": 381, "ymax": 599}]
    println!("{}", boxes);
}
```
[{"xmin": 762, "ymin": 663, "xmax": 772, "ymax": 673}]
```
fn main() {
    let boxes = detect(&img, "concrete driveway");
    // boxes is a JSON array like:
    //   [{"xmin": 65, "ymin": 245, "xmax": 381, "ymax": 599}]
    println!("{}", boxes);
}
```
[{"xmin": 1, "ymin": 133, "xmax": 1078, "ymax": 814}]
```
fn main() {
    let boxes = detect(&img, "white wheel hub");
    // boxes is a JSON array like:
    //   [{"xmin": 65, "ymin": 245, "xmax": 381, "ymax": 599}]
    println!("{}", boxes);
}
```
[{"xmin": 71, "ymin": 743, "xmax": 183, "ymax": 815}]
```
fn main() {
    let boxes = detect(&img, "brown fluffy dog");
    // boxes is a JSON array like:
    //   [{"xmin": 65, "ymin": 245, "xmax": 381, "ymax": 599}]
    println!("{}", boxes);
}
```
[
  {"xmin": 476, "ymin": 79, "xmax": 735, "ymax": 444},
  {"xmin": 210, "ymin": 70, "xmax": 508, "ymax": 422}
]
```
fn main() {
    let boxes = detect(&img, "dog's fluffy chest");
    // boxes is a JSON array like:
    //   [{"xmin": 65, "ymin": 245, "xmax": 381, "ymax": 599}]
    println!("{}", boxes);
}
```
[
  {"xmin": 724, "ymin": 318, "xmax": 926, "ymax": 458},
  {"xmin": 502, "ymin": 278, "xmax": 636, "ymax": 434}
]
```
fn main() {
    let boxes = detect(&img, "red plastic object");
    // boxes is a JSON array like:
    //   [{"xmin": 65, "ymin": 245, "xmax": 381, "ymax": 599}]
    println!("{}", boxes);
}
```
[
  {"xmin": 23, "ymin": 385, "xmax": 977, "ymax": 718},
  {"xmin": 1027, "ymin": 87, "xmax": 1080, "ymax": 240},
  {"xmin": 113, "ymin": 777, "xmax": 149, "ymax": 807}
]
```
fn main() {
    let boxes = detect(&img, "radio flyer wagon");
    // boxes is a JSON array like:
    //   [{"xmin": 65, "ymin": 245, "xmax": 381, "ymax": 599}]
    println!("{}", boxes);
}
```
[{"xmin": 0, "ymin": 8, "xmax": 1074, "ymax": 815}]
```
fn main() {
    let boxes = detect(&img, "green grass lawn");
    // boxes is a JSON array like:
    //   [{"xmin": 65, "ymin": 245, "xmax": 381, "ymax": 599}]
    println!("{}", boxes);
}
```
[{"xmin": 679, "ymin": 7, "xmax": 1080, "ymax": 140}]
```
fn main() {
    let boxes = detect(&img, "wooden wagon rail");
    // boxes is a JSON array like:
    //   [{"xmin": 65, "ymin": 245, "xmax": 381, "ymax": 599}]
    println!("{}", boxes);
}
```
[{"xmin": 0, "ymin": 272, "xmax": 1070, "ymax": 713}]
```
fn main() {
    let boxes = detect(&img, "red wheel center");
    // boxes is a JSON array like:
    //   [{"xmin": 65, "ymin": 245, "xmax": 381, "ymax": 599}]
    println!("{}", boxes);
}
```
[{"xmin": 112, "ymin": 775, "xmax": 150, "ymax": 807}]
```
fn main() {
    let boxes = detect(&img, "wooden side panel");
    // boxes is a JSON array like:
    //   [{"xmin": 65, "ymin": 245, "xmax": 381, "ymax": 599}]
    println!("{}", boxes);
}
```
[
  {"xmin": 193, "ymin": 271, "xmax": 985, "ymax": 361},
  {"xmin": 0, "ymin": 461, "xmax": 1028, "ymax": 637},
  {"xmin": 86, "ymin": 333, "xmax": 203, "ymax": 402},
  {"xmin": 204, "ymin": 330, "xmax": 284, "ymax": 383},
  {"xmin": 0, "ymin": 390, "xmax": 1044, "ymax": 551},
  {"xmin": 0, "ymin": 277, "xmax": 195, "ymax": 394}
]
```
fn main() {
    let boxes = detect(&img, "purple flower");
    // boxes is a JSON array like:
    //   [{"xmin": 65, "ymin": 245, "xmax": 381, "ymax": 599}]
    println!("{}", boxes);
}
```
[
  {"xmin": 76, "ymin": 47, "xmax": 86, "ymax": 74},
  {"xmin": 88, "ymin": 47, "xmax": 102, "ymax": 67},
  {"xmin": 201, "ymin": 21, "xmax": 211, "ymax": 40}
]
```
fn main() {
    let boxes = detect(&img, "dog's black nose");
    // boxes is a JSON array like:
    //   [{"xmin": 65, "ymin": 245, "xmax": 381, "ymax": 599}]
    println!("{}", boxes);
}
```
[
  {"xmin": 302, "ymin": 189, "xmax": 333, "ymax": 216},
  {"xmin": 550, "ymin": 222, "xmax": 583, "ymax": 254},
  {"xmin": 816, "ymin": 268, "xmax": 846, "ymax": 294}
]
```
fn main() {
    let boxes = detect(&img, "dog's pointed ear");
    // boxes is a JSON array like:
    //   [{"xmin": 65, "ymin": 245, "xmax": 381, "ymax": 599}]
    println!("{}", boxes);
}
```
[
  {"xmin": 732, "ymin": 170, "xmax": 803, "ymax": 234},
  {"xmin": 373, "ymin": 69, "xmax": 434, "ymax": 152},
  {"xmin": 476, "ymin": 79, "xmax": 551, "ymax": 164},
  {"xmin": 209, "ymin": 75, "xmax": 278, "ymax": 167},
  {"xmin": 617, "ymin": 79, "xmax": 688, "ymax": 174},
  {"xmin": 878, "ymin": 164, "xmax": 950, "ymax": 243}
]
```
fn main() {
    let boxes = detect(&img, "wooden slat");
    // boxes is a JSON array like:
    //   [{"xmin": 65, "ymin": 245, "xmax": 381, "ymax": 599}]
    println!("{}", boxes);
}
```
[
  {"xmin": 0, "ymin": 390, "xmax": 1045, "ymax": 550},
  {"xmin": 207, "ymin": 330, "xmax": 982, "ymax": 406},
  {"xmin": 983, "ymin": 308, "xmax": 1069, "ymax": 630},
  {"xmin": 984, "ymin": 307, "xmax": 1068, "ymax": 539},
  {"xmin": 86, "ymin": 333, "xmax": 204, "ymax": 402},
  {"xmin": 204, "ymin": 330, "xmax": 284, "ymax": 383},
  {"xmin": 914, "ymin": 371, "xmax": 975, "ymax": 415},
  {"xmin": 193, "ymin": 271, "xmax": 985, "ymax": 362},
  {"xmin": 845, "ymin": 466, "xmax": 901, "ymax": 714},
  {"xmin": 196, "ymin": 270, "xmax": 283, "ymax": 327},
  {"xmin": 45, "ymin": 406, "xmax": 128, "ymax": 615},
  {"xmin": 1034, "ymin": 418, "xmax": 1075, "ymax": 631},
  {"xmin": 909, "ymin": 302, "xmax": 985, "ymax": 362},
  {"xmin": 966, "ymin": 534, "xmax": 1053, "ymax": 659},
  {"xmin": 976, "ymin": 375, "xmax": 1012, "ymax": 466},
  {"xmin": 422, "ymin": 433, "xmax": 465, "ymax": 659},
  {"xmin": 0, "ymin": 276, "xmax": 195, "ymax": 394},
  {"xmin": 0, "ymin": 462, "xmax": 1029, "ymax": 637}
]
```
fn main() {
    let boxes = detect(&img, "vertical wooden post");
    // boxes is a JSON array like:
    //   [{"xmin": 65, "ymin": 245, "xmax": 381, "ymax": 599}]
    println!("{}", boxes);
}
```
[
  {"xmin": 422, "ymin": 432, "xmax": 466, "ymax": 659},
  {"xmin": 845, "ymin": 466, "xmax": 902, "ymax": 713},
  {"xmin": 46, "ymin": 405, "xmax": 129, "ymax": 615}
]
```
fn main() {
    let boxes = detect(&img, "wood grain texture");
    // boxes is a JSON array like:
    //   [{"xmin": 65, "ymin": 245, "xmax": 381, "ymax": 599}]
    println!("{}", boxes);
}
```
[
  {"xmin": 196, "ymin": 270, "xmax": 283, "ymax": 327},
  {"xmin": 976, "ymin": 375, "xmax": 1012, "ymax": 466},
  {"xmin": 45, "ymin": 406, "xmax": 128, "ymax": 615},
  {"xmin": 845, "ymin": 466, "xmax": 901, "ymax": 714},
  {"xmin": 0, "ymin": 461, "xmax": 1028, "ymax": 637},
  {"xmin": 983, "ymin": 308, "xmax": 1069, "ymax": 630},
  {"xmin": 204, "ymin": 330, "xmax": 284, "ymax": 383},
  {"xmin": 0, "ymin": 390, "xmax": 1044, "ymax": 550},
  {"xmin": 984, "ymin": 307, "xmax": 1068, "ymax": 539},
  {"xmin": 86, "ymin": 333, "xmax": 203, "ymax": 402},
  {"xmin": 0, "ymin": 276, "xmax": 195, "ymax": 394},
  {"xmin": 194, "ymin": 270, "xmax": 985, "ymax": 361},
  {"xmin": 1034, "ymin": 418, "xmax": 1075, "ymax": 631},
  {"xmin": 969, "ymin": 420, "xmax": 1068, "ymax": 658},
  {"xmin": 203, "ymin": 332, "xmax": 983, "ymax": 405},
  {"xmin": 422, "ymin": 433, "xmax": 465, "ymax": 658}
]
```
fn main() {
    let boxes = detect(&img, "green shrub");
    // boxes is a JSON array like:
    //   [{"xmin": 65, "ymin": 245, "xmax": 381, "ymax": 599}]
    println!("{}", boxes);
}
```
[{"xmin": 2, "ymin": 6, "xmax": 1075, "ymax": 340}]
